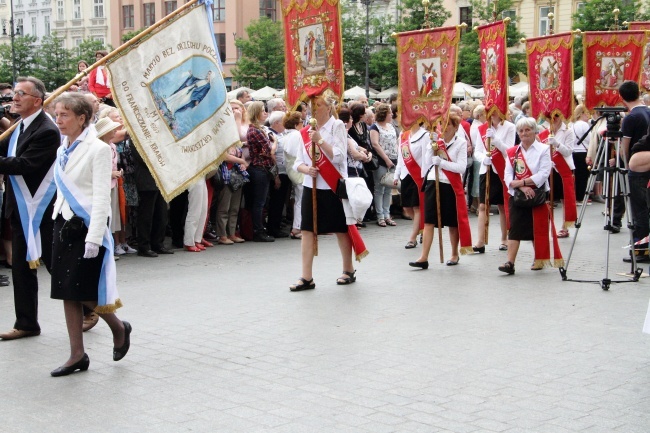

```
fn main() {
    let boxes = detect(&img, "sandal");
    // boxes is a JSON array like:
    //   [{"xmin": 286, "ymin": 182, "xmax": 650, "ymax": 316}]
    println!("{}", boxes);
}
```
[
  {"xmin": 498, "ymin": 244, "xmax": 508, "ymax": 251},
  {"xmin": 377, "ymin": 219, "xmax": 387, "ymax": 227},
  {"xmin": 290, "ymin": 231, "xmax": 302, "ymax": 240},
  {"xmin": 557, "ymin": 229, "xmax": 569, "ymax": 238},
  {"xmin": 498, "ymin": 261, "xmax": 515, "ymax": 275},
  {"xmin": 336, "ymin": 270, "xmax": 356, "ymax": 285},
  {"xmin": 289, "ymin": 277, "xmax": 315, "ymax": 292},
  {"xmin": 385, "ymin": 218, "xmax": 397, "ymax": 226},
  {"xmin": 405, "ymin": 241, "xmax": 417, "ymax": 249}
]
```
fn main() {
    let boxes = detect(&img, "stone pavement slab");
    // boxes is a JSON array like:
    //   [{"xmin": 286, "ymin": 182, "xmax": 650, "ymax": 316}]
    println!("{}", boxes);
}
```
[{"xmin": 0, "ymin": 204, "xmax": 649, "ymax": 432}]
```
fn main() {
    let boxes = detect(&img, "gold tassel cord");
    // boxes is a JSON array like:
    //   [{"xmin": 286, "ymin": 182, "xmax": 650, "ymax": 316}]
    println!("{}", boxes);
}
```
[
  {"xmin": 355, "ymin": 250, "xmax": 369, "ymax": 262},
  {"xmin": 459, "ymin": 246, "xmax": 474, "ymax": 256},
  {"xmin": 28, "ymin": 259, "xmax": 41, "ymax": 270},
  {"xmin": 94, "ymin": 299, "xmax": 124, "ymax": 315}
]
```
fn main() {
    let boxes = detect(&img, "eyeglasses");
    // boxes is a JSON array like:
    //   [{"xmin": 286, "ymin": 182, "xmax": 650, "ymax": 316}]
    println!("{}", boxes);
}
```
[{"xmin": 14, "ymin": 90, "xmax": 41, "ymax": 99}]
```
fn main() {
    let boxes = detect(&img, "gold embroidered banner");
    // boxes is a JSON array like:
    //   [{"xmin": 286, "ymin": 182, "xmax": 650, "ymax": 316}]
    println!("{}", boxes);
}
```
[{"xmin": 477, "ymin": 21, "xmax": 509, "ymax": 119}]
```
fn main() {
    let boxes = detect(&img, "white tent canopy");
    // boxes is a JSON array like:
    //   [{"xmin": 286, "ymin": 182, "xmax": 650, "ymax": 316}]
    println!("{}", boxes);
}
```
[
  {"xmin": 470, "ymin": 87, "xmax": 485, "ymax": 98},
  {"xmin": 227, "ymin": 87, "xmax": 255, "ymax": 100},
  {"xmin": 453, "ymin": 82, "xmax": 478, "ymax": 99},
  {"xmin": 573, "ymin": 76, "xmax": 585, "ymax": 96},
  {"xmin": 250, "ymin": 86, "xmax": 281, "ymax": 101},
  {"xmin": 376, "ymin": 86, "xmax": 399, "ymax": 99},
  {"xmin": 509, "ymin": 81, "xmax": 529, "ymax": 98},
  {"xmin": 343, "ymin": 85, "xmax": 378, "ymax": 100}
]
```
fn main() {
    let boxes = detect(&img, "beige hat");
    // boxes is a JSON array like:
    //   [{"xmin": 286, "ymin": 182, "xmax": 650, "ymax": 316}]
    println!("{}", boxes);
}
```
[{"xmin": 95, "ymin": 117, "xmax": 121, "ymax": 140}]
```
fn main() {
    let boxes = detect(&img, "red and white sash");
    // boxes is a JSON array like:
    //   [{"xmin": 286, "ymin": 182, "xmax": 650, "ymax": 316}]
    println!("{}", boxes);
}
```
[
  {"xmin": 507, "ymin": 145, "xmax": 564, "ymax": 268},
  {"xmin": 538, "ymin": 129, "xmax": 577, "ymax": 228},
  {"xmin": 478, "ymin": 122, "xmax": 510, "ymax": 226},
  {"xmin": 400, "ymin": 130, "xmax": 424, "ymax": 232}
]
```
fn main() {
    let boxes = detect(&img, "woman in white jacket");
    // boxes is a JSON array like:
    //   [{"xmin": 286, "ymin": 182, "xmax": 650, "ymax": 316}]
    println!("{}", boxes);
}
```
[{"xmin": 50, "ymin": 93, "xmax": 130, "ymax": 377}]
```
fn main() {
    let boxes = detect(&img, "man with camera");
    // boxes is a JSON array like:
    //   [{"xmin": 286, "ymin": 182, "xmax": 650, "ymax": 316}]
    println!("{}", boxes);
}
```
[
  {"xmin": 0, "ymin": 77, "xmax": 59, "ymax": 340},
  {"xmin": 619, "ymin": 81, "xmax": 650, "ymax": 262}
]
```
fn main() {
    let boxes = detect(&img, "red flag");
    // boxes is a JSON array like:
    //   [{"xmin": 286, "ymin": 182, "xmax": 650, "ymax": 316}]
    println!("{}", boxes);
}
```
[
  {"xmin": 281, "ymin": 0, "xmax": 344, "ymax": 107},
  {"xmin": 526, "ymin": 32, "xmax": 574, "ymax": 121},
  {"xmin": 395, "ymin": 26, "xmax": 462, "ymax": 130},
  {"xmin": 583, "ymin": 31, "xmax": 646, "ymax": 109},
  {"xmin": 628, "ymin": 22, "xmax": 650, "ymax": 31},
  {"xmin": 477, "ymin": 21, "xmax": 509, "ymax": 119}
]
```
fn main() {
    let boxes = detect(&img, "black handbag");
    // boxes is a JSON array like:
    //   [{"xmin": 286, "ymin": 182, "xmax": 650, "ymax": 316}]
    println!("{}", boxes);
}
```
[
  {"xmin": 336, "ymin": 178, "xmax": 348, "ymax": 199},
  {"xmin": 513, "ymin": 187, "xmax": 546, "ymax": 208},
  {"xmin": 363, "ymin": 154, "xmax": 379, "ymax": 172}
]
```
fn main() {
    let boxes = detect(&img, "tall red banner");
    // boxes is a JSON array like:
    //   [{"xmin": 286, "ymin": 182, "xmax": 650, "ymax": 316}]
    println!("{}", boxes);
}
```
[
  {"xmin": 395, "ymin": 26, "xmax": 461, "ymax": 130},
  {"xmin": 583, "ymin": 31, "xmax": 646, "ymax": 109},
  {"xmin": 477, "ymin": 21, "xmax": 509, "ymax": 119},
  {"xmin": 281, "ymin": 0, "xmax": 344, "ymax": 107},
  {"xmin": 628, "ymin": 22, "xmax": 650, "ymax": 31},
  {"xmin": 525, "ymin": 32, "xmax": 574, "ymax": 121}
]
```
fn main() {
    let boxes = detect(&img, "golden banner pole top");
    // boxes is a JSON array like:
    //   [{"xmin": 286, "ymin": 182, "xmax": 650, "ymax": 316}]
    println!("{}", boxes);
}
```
[{"xmin": 422, "ymin": 0, "xmax": 432, "ymax": 29}]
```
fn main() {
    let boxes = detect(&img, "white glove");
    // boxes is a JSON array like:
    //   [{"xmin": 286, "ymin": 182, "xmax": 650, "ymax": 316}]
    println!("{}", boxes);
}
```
[
  {"xmin": 482, "ymin": 156, "xmax": 492, "ymax": 166},
  {"xmin": 486, "ymin": 128, "xmax": 495, "ymax": 139},
  {"xmin": 83, "ymin": 242, "xmax": 100, "ymax": 259},
  {"xmin": 431, "ymin": 156, "xmax": 442, "ymax": 166},
  {"xmin": 547, "ymin": 136, "xmax": 558, "ymax": 146}
]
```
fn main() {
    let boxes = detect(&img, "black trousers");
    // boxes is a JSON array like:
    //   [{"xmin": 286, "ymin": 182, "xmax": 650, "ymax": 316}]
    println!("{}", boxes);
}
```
[
  {"xmin": 12, "ymin": 212, "xmax": 53, "ymax": 332},
  {"xmin": 136, "ymin": 190, "xmax": 168, "ymax": 251},
  {"xmin": 267, "ymin": 173, "xmax": 291, "ymax": 235},
  {"xmin": 169, "ymin": 190, "xmax": 188, "ymax": 247}
]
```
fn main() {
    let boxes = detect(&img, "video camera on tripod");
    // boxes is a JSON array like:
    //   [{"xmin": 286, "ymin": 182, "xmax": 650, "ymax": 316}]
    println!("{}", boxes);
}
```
[{"xmin": 593, "ymin": 106, "xmax": 628, "ymax": 138}]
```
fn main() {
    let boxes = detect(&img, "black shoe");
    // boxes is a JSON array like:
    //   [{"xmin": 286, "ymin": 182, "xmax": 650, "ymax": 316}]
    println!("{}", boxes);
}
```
[
  {"xmin": 623, "ymin": 255, "xmax": 650, "ymax": 263},
  {"xmin": 113, "ymin": 321, "xmax": 132, "ymax": 361},
  {"xmin": 203, "ymin": 231, "xmax": 218, "ymax": 241},
  {"xmin": 609, "ymin": 225, "xmax": 621, "ymax": 234},
  {"xmin": 0, "ymin": 274, "xmax": 8, "ymax": 281},
  {"xmin": 152, "ymin": 247, "xmax": 174, "ymax": 254},
  {"xmin": 137, "ymin": 249, "xmax": 158, "ymax": 258},
  {"xmin": 51, "ymin": 353, "xmax": 90, "ymax": 377},
  {"xmin": 0, "ymin": 280, "xmax": 8, "ymax": 287},
  {"xmin": 253, "ymin": 232, "xmax": 275, "ymax": 242},
  {"xmin": 409, "ymin": 261, "xmax": 429, "ymax": 269},
  {"xmin": 472, "ymin": 245, "xmax": 485, "ymax": 254},
  {"xmin": 269, "ymin": 230, "xmax": 290, "ymax": 238}
]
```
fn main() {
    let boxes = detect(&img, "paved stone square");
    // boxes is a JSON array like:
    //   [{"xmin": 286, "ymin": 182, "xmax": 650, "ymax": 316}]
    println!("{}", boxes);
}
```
[{"xmin": 0, "ymin": 204, "xmax": 649, "ymax": 433}]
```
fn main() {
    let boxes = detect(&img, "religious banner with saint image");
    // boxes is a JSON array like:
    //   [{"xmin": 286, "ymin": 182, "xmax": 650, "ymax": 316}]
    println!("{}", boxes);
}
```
[
  {"xmin": 477, "ymin": 20, "xmax": 509, "ymax": 119},
  {"xmin": 282, "ymin": 0, "xmax": 344, "ymax": 107},
  {"xmin": 526, "ymin": 32, "xmax": 574, "ymax": 121},
  {"xmin": 395, "ymin": 25, "xmax": 462, "ymax": 130},
  {"xmin": 583, "ymin": 31, "xmax": 646, "ymax": 109},
  {"xmin": 107, "ymin": 3, "xmax": 239, "ymax": 201}
]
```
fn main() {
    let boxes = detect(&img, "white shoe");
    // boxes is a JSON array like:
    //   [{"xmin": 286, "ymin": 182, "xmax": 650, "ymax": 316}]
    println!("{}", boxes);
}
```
[
  {"xmin": 114, "ymin": 245, "xmax": 126, "ymax": 255},
  {"xmin": 121, "ymin": 244, "xmax": 137, "ymax": 254}
]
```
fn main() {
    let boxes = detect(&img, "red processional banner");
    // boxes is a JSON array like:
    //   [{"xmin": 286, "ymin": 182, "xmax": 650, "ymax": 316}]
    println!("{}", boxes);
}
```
[
  {"xmin": 583, "ymin": 31, "xmax": 646, "ymax": 109},
  {"xmin": 525, "ymin": 32, "xmax": 574, "ymax": 121},
  {"xmin": 281, "ymin": 0, "xmax": 344, "ymax": 107},
  {"xmin": 628, "ymin": 22, "xmax": 650, "ymax": 31},
  {"xmin": 395, "ymin": 26, "xmax": 462, "ymax": 130},
  {"xmin": 477, "ymin": 21, "xmax": 509, "ymax": 119}
]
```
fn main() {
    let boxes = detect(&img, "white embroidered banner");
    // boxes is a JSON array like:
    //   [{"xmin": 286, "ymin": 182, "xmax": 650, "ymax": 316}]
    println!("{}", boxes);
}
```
[{"xmin": 107, "ymin": 4, "xmax": 238, "ymax": 200}]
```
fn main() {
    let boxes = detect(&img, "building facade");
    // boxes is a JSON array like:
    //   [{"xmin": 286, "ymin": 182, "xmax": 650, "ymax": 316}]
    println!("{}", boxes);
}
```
[{"xmin": 0, "ymin": 0, "xmax": 54, "ymax": 45}]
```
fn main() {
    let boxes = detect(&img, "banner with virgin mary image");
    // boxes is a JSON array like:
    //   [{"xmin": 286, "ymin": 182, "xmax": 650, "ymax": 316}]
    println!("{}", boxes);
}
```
[
  {"xmin": 282, "ymin": 0, "xmax": 344, "ymax": 107},
  {"xmin": 107, "ymin": 3, "xmax": 239, "ymax": 201},
  {"xmin": 526, "ymin": 32, "xmax": 574, "ymax": 121},
  {"xmin": 395, "ymin": 25, "xmax": 462, "ymax": 130},
  {"xmin": 477, "ymin": 21, "xmax": 509, "ymax": 119},
  {"xmin": 583, "ymin": 31, "xmax": 646, "ymax": 109}
]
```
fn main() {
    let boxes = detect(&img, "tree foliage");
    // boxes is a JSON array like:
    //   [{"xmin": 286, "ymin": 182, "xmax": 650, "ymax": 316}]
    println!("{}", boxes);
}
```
[
  {"xmin": 37, "ymin": 34, "xmax": 75, "ymax": 91},
  {"xmin": 0, "ymin": 35, "xmax": 38, "ymax": 82},
  {"xmin": 396, "ymin": 0, "xmax": 451, "ymax": 31},
  {"xmin": 232, "ymin": 17, "xmax": 285, "ymax": 89},
  {"xmin": 571, "ymin": 0, "xmax": 642, "ymax": 77}
]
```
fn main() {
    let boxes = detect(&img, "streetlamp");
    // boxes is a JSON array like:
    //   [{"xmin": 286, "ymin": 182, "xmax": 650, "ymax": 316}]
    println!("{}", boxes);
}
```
[
  {"xmin": 360, "ymin": 0, "xmax": 373, "ymax": 98},
  {"xmin": 1, "ymin": 0, "xmax": 19, "ymax": 84}
]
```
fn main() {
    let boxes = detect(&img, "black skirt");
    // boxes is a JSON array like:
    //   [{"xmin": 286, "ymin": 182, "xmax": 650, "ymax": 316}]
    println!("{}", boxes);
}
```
[
  {"xmin": 300, "ymin": 187, "xmax": 348, "ymax": 233},
  {"xmin": 424, "ymin": 181, "xmax": 458, "ymax": 227},
  {"xmin": 51, "ymin": 215, "xmax": 106, "ymax": 302},
  {"xmin": 550, "ymin": 170, "xmax": 565, "ymax": 199},
  {"xmin": 400, "ymin": 174, "xmax": 420, "ymax": 208},
  {"xmin": 478, "ymin": 172, "xmax": 505, "ymax": 205},
  {"xmin": 507, "ymin": 196, "xmax": 535, "ymax": 240}
]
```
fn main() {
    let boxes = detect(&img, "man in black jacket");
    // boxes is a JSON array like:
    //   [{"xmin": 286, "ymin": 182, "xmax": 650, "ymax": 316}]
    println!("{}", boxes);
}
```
[{"xmin": 0, "ymin": 77, "xmax": 59, "ymax": 340}]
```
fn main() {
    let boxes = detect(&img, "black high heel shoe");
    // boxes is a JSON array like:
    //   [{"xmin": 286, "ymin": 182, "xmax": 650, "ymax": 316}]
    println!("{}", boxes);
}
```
[
  {"xmin": 113, "ymin": 321, "xmax": 132, "ymax": 361},
  {"xmin": 472, "ymin": 245, "xmax": 485, "ymax": 254},
  {"xmin": 51, "ymin": 353, "xmax": 90, "ymax": 377},
  {"xmin": 409, "ymin": 260, "xmax": 429, "ymax": 270}
]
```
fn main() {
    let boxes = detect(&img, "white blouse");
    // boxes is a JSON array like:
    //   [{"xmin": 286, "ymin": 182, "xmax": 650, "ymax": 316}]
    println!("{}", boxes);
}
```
[
  {"xmin": 423, "ymin": 133, "xmax": 467, "ymax": 184},
  {"xmin": 504, "ymin": 140, "xmax": 552, "ymax": 196},
  {"xmin": 394, "ymin": 128, "xmax": 428, "ymax": 181},
  {"xmin": 472, "ymin": 120, "xmax": 516, "ymax": 175}
]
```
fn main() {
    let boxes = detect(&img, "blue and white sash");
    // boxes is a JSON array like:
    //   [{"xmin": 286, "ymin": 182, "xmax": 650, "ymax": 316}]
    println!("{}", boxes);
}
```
[
  {"xmin": 54, "ymin": 145, "xmax": 120, "ymax": 312},
  {"xmin": 8, "ymin": 123, "xmax": 57, "ymax": 269}
]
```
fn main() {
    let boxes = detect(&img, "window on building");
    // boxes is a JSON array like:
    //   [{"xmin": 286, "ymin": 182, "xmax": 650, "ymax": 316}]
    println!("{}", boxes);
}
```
[
  {"xmin": 164, "ymin": 1, "xmax": 177, "ymax": 16},
  {"xmin": 213, "ymin": 0, "xmax": 225, "ymax": 21},
  {"xmin": 502, "ymin": 9, "xmax": 517, "ymax": 27},
  {"xmin": 144, "ymin": 3, "xmax": 156, "ymax": 26},
  {"xmin": 44, "ymin": 16, "xmax": 50, "ymax": 35},
  {"xmin": 539, "ymin": 6, "xmax": 554, "ymax": 36},
  {"xmin": 57, "ymin": 0, "xmax": 64, "ymax": 21},
  {"xmin": 15, "ymin": 0, "xmax": 21, "ymax": 5},
  {"xmin": 74, "ymin": 38, "xmax": 82, "ymax": 47},
  {"xmin": 16, "ymin": 18, "xmax": 23, "ymax": 36},
  {"xmin": 94, "ymin": 37, "xmax": 105, "ymax": 46},
  {"xmin": 30, "ymin": 17, "xmax": 36, "ymax": 36},
  {"xmin": 259, "ymin": 0, "xmax": 276, "ymax": 20},
  {"xmin": 123, "ymin": 5, "xmax": 134, "ymax": 29},
  {"xmin": 576, "ymin": 2, "xmax": 585, "ymax": 15},
  {"xmin": 216, "ymin": 33, "xmax": 226, "ymax": 62},
  {"xmin": 459, "ymin": 7, "xmax": 472, "ymax": 33},
  {"xmin": 73, "ymin": 0, "xmax": 82, "ymax": 19},
  {"xmin": 94, "ymin": 0, "xmax": 104, "ymax": 18}
]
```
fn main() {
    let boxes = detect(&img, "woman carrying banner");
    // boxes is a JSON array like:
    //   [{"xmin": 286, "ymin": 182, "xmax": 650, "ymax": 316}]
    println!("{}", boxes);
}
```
[
  {"xmin": 409, "ymin": 113, "xmax": 471, "ymax": 269},
  {"xmin": 471, "ymin": 112, "xmax": 516, "ymax": 253},
  {"xmin": 394, "ymin": 122, "xmax": 428, "ymax": 249},
  {"xmin": 539, "ymin": 114, "xmax": 576, "ymax": 238},
  {"xmin": 290, "ymin": 91, "xmax": 354, "ymax": 291},
  {"xmin": 498, "ymin": 117, "xmax": 556, "ymax": 275},
  {"xmin": 50, "ymin": 93, "xmax": 130, "ymax": 376}
]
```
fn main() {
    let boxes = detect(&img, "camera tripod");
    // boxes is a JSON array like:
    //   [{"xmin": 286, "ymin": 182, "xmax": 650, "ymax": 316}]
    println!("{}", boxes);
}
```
[{"xmin": 559, "ymin": 127, "xmax": 643, "ymax": 290}]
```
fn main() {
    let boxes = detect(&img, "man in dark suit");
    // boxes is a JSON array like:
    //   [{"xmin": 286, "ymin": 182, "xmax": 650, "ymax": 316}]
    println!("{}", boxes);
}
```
[{"xmin": 0, "ymin": 77, "xmax": 60, "ymax": 340}]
